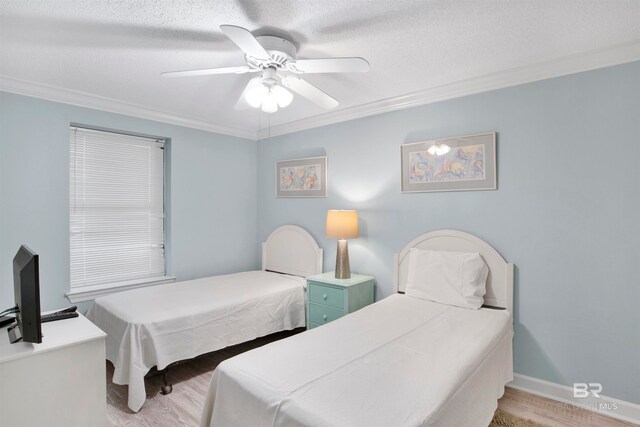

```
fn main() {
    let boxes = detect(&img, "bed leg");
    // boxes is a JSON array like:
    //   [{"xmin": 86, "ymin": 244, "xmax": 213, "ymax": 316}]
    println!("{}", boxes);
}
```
[{"xmin": 160, "ymin": 368, "xmax": 173, "ymax": 395}]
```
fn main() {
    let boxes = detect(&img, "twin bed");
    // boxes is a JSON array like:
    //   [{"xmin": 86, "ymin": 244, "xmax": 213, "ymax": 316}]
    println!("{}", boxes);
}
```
[
  {"xmin": 87, "ymin": 225, "xmax": 323, "ymax": 412},
  {"xmin": 89, "ymin": 226, "xmax": 515, "ymax": 426},
  {"xmin": 200, "ymin": 229, "xmax": 514, "ymax": 427}
]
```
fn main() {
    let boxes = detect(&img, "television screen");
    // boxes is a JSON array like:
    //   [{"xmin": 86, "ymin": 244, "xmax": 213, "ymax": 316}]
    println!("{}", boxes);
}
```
[{"xmin": 9, "ymin": 245, "xmax": 42, "ymax": 344}]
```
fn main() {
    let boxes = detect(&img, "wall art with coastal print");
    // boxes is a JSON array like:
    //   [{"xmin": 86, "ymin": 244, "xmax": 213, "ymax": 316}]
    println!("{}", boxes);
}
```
[
  {"xmin": 276, "ymin": 156, "xmax": 327, "ymax": 197},
  {"xmin": 401, "ymin": 132, "xmax": 496, "ymax": 193}
]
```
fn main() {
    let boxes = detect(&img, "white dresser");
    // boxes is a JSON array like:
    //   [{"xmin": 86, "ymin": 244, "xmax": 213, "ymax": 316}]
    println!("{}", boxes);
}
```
[{"xmin": 0, "ymin": 313, "xmax": 106, "ymax": 427}]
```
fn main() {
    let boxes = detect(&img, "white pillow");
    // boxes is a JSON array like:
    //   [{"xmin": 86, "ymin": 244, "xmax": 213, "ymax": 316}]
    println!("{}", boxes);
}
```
[{"xmin": 405, "ymin": 248, "xmax": 488, "ymax": 309}]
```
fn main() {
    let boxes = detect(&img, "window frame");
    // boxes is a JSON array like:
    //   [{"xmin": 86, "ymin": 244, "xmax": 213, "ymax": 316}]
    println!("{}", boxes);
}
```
[{"xmin": 66, "ymin": 124, "xmax": 174, "ymax": 303}]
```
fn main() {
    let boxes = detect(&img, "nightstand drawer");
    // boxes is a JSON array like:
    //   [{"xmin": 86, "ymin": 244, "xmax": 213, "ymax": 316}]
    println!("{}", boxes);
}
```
[
  {"xmin": 308, "ymin": 303, "xmax": 345, "ymax": 325},
  {"xmin": 308, "ymin": 283, "xmax": 345, "ymax": 310}
]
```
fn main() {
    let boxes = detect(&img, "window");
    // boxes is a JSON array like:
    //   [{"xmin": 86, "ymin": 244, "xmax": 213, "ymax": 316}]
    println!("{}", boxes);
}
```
[{"xmin": 68, "ymin": 126, "xmax": 170, "ymax": 300}]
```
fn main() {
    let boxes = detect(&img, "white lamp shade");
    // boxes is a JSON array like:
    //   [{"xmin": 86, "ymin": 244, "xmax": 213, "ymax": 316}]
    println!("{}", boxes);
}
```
[{"xmin": 326, "ymin": 210, "xmax": 359, "ymax": 239}]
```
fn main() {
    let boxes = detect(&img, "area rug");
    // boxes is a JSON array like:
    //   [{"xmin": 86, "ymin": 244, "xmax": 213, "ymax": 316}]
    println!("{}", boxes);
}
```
[{"xmin": 490, "ymin": 409, "xmax": 545, "ymax": 427}]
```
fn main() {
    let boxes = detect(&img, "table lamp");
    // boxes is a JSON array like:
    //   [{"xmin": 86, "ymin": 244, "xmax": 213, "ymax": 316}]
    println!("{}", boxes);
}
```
[{"xmin": 326, "ymin": 210, "xmax": 359, "ymax": 279}]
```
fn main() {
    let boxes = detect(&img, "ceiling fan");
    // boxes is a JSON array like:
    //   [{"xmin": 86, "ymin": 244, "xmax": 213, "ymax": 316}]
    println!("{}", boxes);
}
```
[{"xmin": 161, "ymin": 25, "xmax": 370, "ymax": 113}]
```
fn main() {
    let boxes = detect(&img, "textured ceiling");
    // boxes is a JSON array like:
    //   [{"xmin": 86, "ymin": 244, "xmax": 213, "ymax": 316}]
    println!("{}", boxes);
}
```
[{"xmin": 1, "ymin": 0, "xmax": 639, "ymax": 137}]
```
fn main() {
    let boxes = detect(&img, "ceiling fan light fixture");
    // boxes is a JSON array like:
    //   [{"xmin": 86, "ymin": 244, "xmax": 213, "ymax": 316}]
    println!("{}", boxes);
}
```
[
  {"xmin": 245, "ymin": 84, "xmax": 268, "ymax": 108},
  {"xmin": 261, "ymin": 95, "xmax": 279, "ymax": 113},
  {"xmin": 245, "ymin": 81, "xmax": 293, "ymax": 113},
  {"xmin": 272, "ymin": 85, "xmax": 293, "ymax": 108}
]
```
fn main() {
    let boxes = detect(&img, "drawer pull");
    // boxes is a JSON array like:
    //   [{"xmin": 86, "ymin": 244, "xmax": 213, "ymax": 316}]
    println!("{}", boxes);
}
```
[
  {"xmin": 309, "ymin": 285, "xmax": 344, "ymax": 310},
  {"xmin": 322, "ymin": 314, "xmax": 328, "ymax": 321}
]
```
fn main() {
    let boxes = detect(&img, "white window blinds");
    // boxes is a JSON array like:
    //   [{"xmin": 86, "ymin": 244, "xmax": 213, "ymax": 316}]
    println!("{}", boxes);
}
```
[{"xmin": 69, "ymin": 126, "xmax": 166, "ymax": 289}]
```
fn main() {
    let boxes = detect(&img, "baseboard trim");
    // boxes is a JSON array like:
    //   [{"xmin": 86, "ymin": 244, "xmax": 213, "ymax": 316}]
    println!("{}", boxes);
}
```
[{"xmin": 508, "ymin": 373, "xmax": 640, "ymax": 424}]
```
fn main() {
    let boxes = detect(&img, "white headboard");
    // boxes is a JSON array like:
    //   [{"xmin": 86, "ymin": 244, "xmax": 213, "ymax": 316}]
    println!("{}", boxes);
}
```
[
  {"xmin": 262, "ymin": 225, "xmax": 323, "ymax": 277},
  {"xmin": 393, "ymin": 229, "xmax": 513, "ymax": 314}
]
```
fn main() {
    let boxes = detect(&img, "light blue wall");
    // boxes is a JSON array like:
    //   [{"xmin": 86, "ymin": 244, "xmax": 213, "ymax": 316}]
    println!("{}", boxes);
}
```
[
  {"xmin": 2, "ymin": 62, "xmax": 638, "ymax": 405},
  {"xmin": 257, "ymin": 61, "xmax": 640, "ymax": 404},
  {"xmin": 0, "ymin": 92, "xmax": 258, "ymax": 312}
]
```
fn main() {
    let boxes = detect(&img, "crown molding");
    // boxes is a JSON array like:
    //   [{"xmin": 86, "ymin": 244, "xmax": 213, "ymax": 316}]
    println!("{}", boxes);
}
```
[
  {"xmin": 0, "ymin": 75, "xmax": 258, "ymax": 140},
  {"xmin": 258, "ymin": 40, "xmax": 640, "ymax": 139},
  {"xmin": 2, "ymin": 40, "xmax": 639, "ymax": 142}
]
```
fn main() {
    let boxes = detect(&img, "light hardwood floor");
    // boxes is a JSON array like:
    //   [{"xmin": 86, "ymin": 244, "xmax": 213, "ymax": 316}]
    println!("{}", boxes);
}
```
[
  {"xmin": 497, "ymin": 388, "xmax": 637, "ymax": 427},
  {"xmin": 106, "ymin": 331, "xmax": 637, "ymax": 427},
  {"xmin": 107, "ymin": 330, "xmax": 301, "ymax": 427}
]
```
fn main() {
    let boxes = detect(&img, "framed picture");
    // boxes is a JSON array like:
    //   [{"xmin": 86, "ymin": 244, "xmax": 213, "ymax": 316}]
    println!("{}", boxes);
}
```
[
  {"xmin": 276, "ymin": 156, "xmax": 327, "ymax": 197},
  {"xmin": 400, "ymin": 132, "xmax": 496, "ymax": 193}
]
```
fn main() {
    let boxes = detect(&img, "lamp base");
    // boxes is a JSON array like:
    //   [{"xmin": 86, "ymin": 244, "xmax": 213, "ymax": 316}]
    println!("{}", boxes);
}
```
[{"xmin": 335, "ymin": 239, "xmax": 351, "ymax": 279}]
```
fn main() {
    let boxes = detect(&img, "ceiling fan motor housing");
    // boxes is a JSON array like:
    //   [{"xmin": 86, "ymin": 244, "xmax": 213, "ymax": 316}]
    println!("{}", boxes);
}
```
[{"xmin": 251, "ymin": 36, "xmax": 297, "ymax": 68}]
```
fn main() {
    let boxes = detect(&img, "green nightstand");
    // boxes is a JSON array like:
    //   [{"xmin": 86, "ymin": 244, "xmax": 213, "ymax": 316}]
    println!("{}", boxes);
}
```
[{"xmin": 306, "ymin": 272, "xmax": 375, "ymax": 329}]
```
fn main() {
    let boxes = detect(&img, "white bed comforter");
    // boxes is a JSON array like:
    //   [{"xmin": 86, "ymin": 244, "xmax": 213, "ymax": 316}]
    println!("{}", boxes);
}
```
[
  {"xmin": 201, "ymin": 294, "xmax": 513, "ymax": 427},
  {"xmin": 87, "ymin": 271, "xmax": 306, "ymax": 412}
]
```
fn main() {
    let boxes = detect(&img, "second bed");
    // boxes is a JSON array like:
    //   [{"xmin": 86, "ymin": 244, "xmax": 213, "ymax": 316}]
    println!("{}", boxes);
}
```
[
  {"xmin": 200, "ymin": 229, "xmax": 514, "ymax": 427},
  {"xmin": 87, "ymin": 225, "xmax": 323, "ymax": 412}
]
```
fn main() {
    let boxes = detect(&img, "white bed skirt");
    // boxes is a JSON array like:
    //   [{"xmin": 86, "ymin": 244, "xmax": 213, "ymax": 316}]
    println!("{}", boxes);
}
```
[{"xmin": 87, "ymin": 271, "xmax": 306, "ymax": 412}]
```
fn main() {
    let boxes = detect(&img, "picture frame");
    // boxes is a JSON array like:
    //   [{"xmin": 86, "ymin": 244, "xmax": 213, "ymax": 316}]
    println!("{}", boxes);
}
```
[
  {"xmin": 276, "ymin": 156, "xmax": 327, "ymax": 197},
  {"xmin": 400, "ymin": 132, "xmax": 496, "ymax": 193}
]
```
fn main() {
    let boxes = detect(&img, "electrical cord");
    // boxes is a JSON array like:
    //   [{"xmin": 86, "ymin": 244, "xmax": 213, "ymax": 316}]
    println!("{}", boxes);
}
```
[{"xmin": 0, "ymin": 305, "xmax": 18, "ymax": 317}]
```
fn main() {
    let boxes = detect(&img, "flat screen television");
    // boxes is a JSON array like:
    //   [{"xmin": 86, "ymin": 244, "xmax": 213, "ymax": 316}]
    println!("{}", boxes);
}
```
[{"xmin": 8, "ymin": 245, "xmax": 42, "ymax": 344}]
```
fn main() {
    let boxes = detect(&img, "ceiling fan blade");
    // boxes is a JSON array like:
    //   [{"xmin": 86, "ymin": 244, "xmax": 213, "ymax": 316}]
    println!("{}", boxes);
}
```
[
  {"xmin": 220, "ymin": 25, "xmax": 272, "ymax": 61},
  {"xmin": 161, "ymin": 65, "xmax": 256, "ymax": 77},
  {"xmin": 235, "ymin": 77, "xmax": 262, "ymax": 110},
  {"xmin": 286, "ymin": 57, "xmax": 370, "ymax": 74},
  {"xmin": 280, "ymin": 76, "xmax": 339, "ymax": 109}
]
